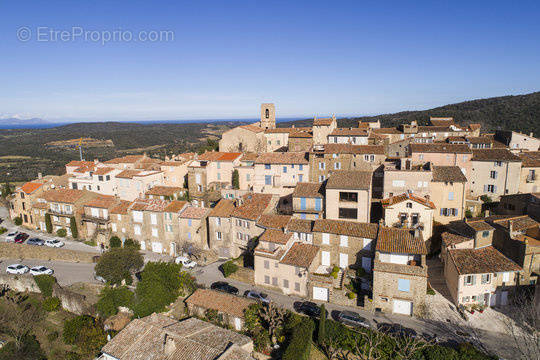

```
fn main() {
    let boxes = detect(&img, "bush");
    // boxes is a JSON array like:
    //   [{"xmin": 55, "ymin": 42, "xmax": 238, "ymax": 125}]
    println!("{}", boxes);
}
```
[
  {"xmin": 47, "ymin": 331, "xmax": 59, "ymax": 342},
  {"xmin": 330, "ymin": 266, "xmax": 340, "ymax": 279},
  {"xmin": 0, "ymin": 334, "xmax": 46, "ymax": 360},
  {"xmin": 222, "ymin": 260, "xmax": 238, "ymax": 277},
  {"xmin": 63, "ymin": 315, "xmax": 107, "ymax": 355},
  {"xmin": 45, "ymin": 213, "xmax": 52, "ymax": 233},
  {"xmin": 427, "ymin": 286, "xmax": 436, "ymax": 295},
  {"xmin": 123, "ymin": 238, "xmax": 140, "ymax": 250},
  {"xmin": 34, "ymin": 274, "xmax": 56, "ymax": 297},
  {"xmin": 109, "ymin": 236, "xmax": 121, "ymax": 248},
  {"xmin": 132, "ymin": 261, "xmax": 184, "ymax": 317},
  {"xmin": 56, "ymin": 228, "xmax": 67, "ymax": 237},
  {"xmin": 480, "ymin": 195, "xmax": 492, "ymax": 203},
  {"xmin": 0, "ymin": 227, "xmax": 7, "ymax": 235},
  {"xmin": 96, "ymin": 286, "xmax": 134, "ymax": 318},
  {"xmin": 13, "ymin": 216, "xmax": 22, "ymax": 226},
  {"xmin": 42, "ymin": 296, "xmax": 61, "ymax": 312},
  {"xmin": 69, "ymin": 217, "xmax": 78, "ymax": 238},
  {"xmin": 232, "ymin": 169, "xmax": 240, "ymax": 189},
  {"xmin": 465, "ymin": 209, "xmax": 473, "ymax": 218},
  {"xmin": 95, "ymin": 248, "xmax": 144, "ymax": 285},
  {"xmin": 282, "ymin": 317, "xmax": 314, "ymax": 360},
  {"xmin": 347, "ymin": 292, "xmax": 356, "ymax": 299}
]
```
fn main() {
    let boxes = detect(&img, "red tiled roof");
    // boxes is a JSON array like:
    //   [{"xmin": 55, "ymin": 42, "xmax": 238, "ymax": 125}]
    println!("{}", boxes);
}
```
[
  {"xmin": 185, "ymin": 289, "xmax": 256, "ymax": 318},
  {"xmin": 20, "ymin": 182, "xmax": 43, "ymax": 195},
  {"xmin": 257, "ymin": 214, "xmax": 291, "ymax": 229},
  {"xmin": 179, "ymin": 206, "xmax": 210, "ymax": 219},
  {"xmin": 145, "ymin": 186, "xmax": 183, "ymax": 196},
  {"xmin": 292, "ymin": 182, "xmax": 324, "ymax": 198},
  {"xmin": 287, "ymin": 219, "xmax": 314, "ymax": 233},
  {"xmin": 472, "ymin": 149, "xmax": 521, "ymax": 162},
  {"xmin": 231, "ymin": 193, "xmax": 274, "ymax": 221},
  {"xmin": 164, "ymin": 200, "xmax": 188, "ymax": 213},
  {"xmin": 280, "ymin": 243, "xmax": 320, "ymax": 268},
  {"xmin": 381, "ymin": 192, "xmax": 435, "ymax": 209},
  {"xmin": 313, "ymin": 144, "xmax": 385, "ymax": 155},
  {"xmin": 66, "ymin": 160, "xmax": 94, "ymax": 168},
  {"xmin": 329, "ymin": 128, "xmax": 369, "ymax": 136},
  {"xmin": 129, "ymin": 198, "xmax": 168, "ymax": 212},
  {"xmin": 104, "ymin": 155, "xmax": 145, "ymax": 164},
  {"xmin": 255, "ymin": 152, "xmax": 308, "ymax": 165},
  {"xmin": 448, "ymin": 246, "xmax": 521, "ymax": 275},
  {"xmin": 109, "ymin": 200, "xmax": 132, "ymax": 215},
  {"xmin": 209, "ymin": 199, "xmax": 236, "ymax": 218},
  {"xmin": 84, "ymin": 195, "xmax": 117, "ymax": 209},
  {"xmin": 376, "ymin": 227, "xmax": 427, "ymax": 255},
  {"xmin": 312, "ymin": 219, "xmax": 378, "ymax": 238},
  {"xmin": 410, "ymin": 143, "xmax": 472, "ymax": 154},
  {"xmin": 93, "ymin": 167, "xmax": 114, "ymax": 175},
  {"xmin": 326, "ymin": 170, "xmax": 372, "ymax": 190},
  {"xmin": 518, "ymin": 151, "xmax": 540, "ymax": 167},
  {"xmin": 432, "ymin": 166, "xmax": 467, "ymax": 183},
  {"xmin": 441, "ymin": 232, "xmax": 472, "ymax": 248},
  {"xmin": 313, "ymin": 117, "xmax": 334, "ymax": 126},
  {"xmin": 239, "ymin": 124, "xmax": 265, "ymax": 133},
  {"xmin": 198, "ymin": 152, "xmax": 242, "ymax": 162},
  {"xmin": 42, "ymin": 189, "xmax": 86, "ymax": 204},
  {"xmin": 259, "ymin": 229, "xmax": 292, "ymax": 245}
]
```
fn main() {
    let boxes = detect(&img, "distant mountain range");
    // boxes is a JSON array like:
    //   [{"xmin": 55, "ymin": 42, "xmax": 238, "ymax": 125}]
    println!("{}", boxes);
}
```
[{"xmin": 280, "ymin": 92, "xmax": 540, "ymax": 136}]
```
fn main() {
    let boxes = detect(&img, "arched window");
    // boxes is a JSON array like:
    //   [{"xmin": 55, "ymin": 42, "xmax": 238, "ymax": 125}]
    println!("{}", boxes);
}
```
[{"xmin": 265, "ymin": 109, "xmax": 269, "ymax": 119}]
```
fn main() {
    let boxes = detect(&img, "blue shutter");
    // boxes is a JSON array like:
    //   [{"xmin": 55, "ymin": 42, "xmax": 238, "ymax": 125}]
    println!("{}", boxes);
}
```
[
  {"xmin": 315, "ymin": 198, "xmax": 321, "ymax": 211},
  {"xmin": 300, "ymin": 197, "xmax": 306, "ymax": 210},
  {"xmin": 398, "ymin": 279, "xmax": 410, "ymax": 292}
]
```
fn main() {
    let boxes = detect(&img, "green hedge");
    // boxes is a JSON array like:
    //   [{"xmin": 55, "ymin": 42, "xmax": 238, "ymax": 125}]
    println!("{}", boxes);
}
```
[
  {"xmin": 109, "ymin": 236, "xmax": 122, "ymax": 248},
  {"xmin": 282, "ymin": 317, "xmax": 314, "ymax": 360},
  {"xmin": 222, "ymin": 261, "xmax": 238, "ymax": 277},
  {"xmin": 42, "ymin": 297, "xmax": 61, "ymax": 312},
  {"xmin": 34, "ymin": 274, "xmax": 56, "ymax": 297},
  {"xmin": 56, "ymin": 228, "xmax": 67, "ymax": 237}
]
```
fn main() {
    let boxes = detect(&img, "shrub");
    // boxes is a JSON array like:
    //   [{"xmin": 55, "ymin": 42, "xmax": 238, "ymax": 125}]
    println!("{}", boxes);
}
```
[
  {"xmin": 356, "ymin": 267, "xmax": 366, "ymax": 278},
  {"xmin": 427, "ymin": 286, "xmax": 436, "ymax": 295},
  {"xmin": 69, "ymin": 217, "xmax": 78, "ymax": 238},
  {"xmin": 0, "ymin": 334, "xmax": 46, "ymax": 360},
  {"xmin": 0, "ymin": 227, "xmax": 7, "ymax": 235},
  {"xmin": 96, "ymin": 286, "xmax": 134, "ymax": 318},
  {"xmin": 132, "ymin": 261, "xmax": 184, "ymax": 317},
  {"xmin": 42, "ymin": 296, "xmax": 61, "ymax": 312},
  {"xmin": 123, "ymin": 238, "xmax": 140, "ymax": 250},
  {"xmin": 347, "ymin": 292, "xmax": 356, "ymax": 299},
  {"xmin": 253, "ymin": 328, "xmax": 271, "ymax": 353},
  {"xmin": 480, "ymin": 195, "xmax": 492, "ymax": 203},
  {"xmin": 13, "ymin": 216, "xmax": 22, "ymax": 226},
  {"xmin": 95, "ymin": 248, "xmax": 144, "ymax": 285},
  {"xmin": 330, "ymin": 266, "xmax": 340, "ymax": 279},
  {"xmin": 318, "ymin": 304, "xmax": 326, "ymax": 344},
  {"xmin": 47, "ymin": 330, "xmax": 59, "ymax": 342},
  {"xmin": 222, "ymin": 260, "xmax": 238, "ymax": 277},
  {"xmin": 44, "ymin": 213, "xmax": 52, "ymax": 233},
  {"xmin": 232, "ymin": 169, "xmax": 240, "ymax": 189},
  {"xmin": 34, "ymin": 274, "xmax": 56, "ymax": 297},
  {"xmin": 63, "ymin": 315, "xmax": 107, "ymax": 355},
  {"xmin": 282, "ymin": 317, "xmax": 314, "ymax": 360},
  {"xmin": 109, "ymin": 236, "xmax": 122, "ymax": 248},
  {"xmin": 56, "ymin": 228, "xmax": 67, "ymax": 237},
  {"xmin": 465, "ymin": 209, "xmax": 473, "ymax": 218}
]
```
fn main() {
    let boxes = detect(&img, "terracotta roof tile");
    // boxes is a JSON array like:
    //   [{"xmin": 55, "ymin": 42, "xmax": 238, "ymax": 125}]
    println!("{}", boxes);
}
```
[
  {"xmin": 410, "ymin": 143, "xmax": 472, "ymax": 154},
  {"xmin": 198, "ymin": 152, "xmax": 242, "ymax": 162},
  {"xmin": 20, "ymin": 182, "xmax": 44, "ymax": 195},
  {"xmin": 313, "ymin": 144, "xmax": 385, "ymax": 155},
  {"xmin": 313, "ymin": 117, "xmax": 334, "ymax": 126},
  {"xmin": 104, "ymin": 155, "xmax": 145, "ymax": 164},
  {"xmin": 185, "ymin": 289, "xmax": 256, "ymax": 318},
  {"xmin": 376, "ymin": 227, "xmax": 427, "ymax": 255},
  {"xmin": 145, "ymin": 186, "xmax": 183, "ymax": 196},
  {"xmin": 255, "ymin": 152, "xmax": 308, "ymax": 165},
  {"xmin": 209, "ymin": 199, "xmax": 236, "ymax": 218},
  {"xmin": 429, "ymin": 118, "xmax": 455, "ymax": 126},
  {"xmin": 381, "ymin": 192, "xmax": 435, "ymax": 209},
  {"xmin": 289, "ymin": 130, "xmax": 312, "ymax": 138},
  {"xmin": 109, "ymin": 200, "xmax": 132, "ymax": 215},
  {"xmin": 432, "ymin": 166, "xmax": 467, "ymax": 183},
  {"xmin": 84, "ymin": 195, "xmax": 117, "ymax": 209},
  {"xmin": 287, "ymin": 219, "xmax": 314, "ymax": 233},
  {"xmin": 257, "ymin": 214, "xmax": 291, "ymax": 229},
  {"xmin": 492, "ymin": 215, "xmax": 539, "ymax": 232},
  {"xmin": 472, "ymin": 149, "xmax": 521, "ymax": 162},
  {"xmin": 326, "ymin": 170, "xmax": 372, "ymax": 190},
  {"xmin": 518, "ymin": 151, "xmax": 540, "ymax": 167},
  {"xmin": 329, "ymin": 128, "xmax": 369, "ymax": 136},
  {"xmin": 280, "ymin": 243, "xmax": 320, "ymax": 268},
  {"xmin": 93, "ymin": 167, "xmax": 114, "ymax": 175},
  {"xmin": 264, "ymin": 127, "xmax": 311, "ymax": 134},
  {"xmin": 448, "ymin": 246, "xmax": 521, "ymax": 275},
  {"xmin": 231, "ymin": 193, "xmax": 274, "ymax": 221},
  {"xmin": 164, "ymin": 200, "xmax": 188, "ymax": 213},
  {"xmin": 441, "ymin": 232, "xmax": 472, "ymax": 248},
  {"xmin": 66, "ymin": 160, "xmax": 94, "ymax": 168},
  {"xmin": 179, "ymin": 206, "xmax": 210, "ymax": 219},
  {"xmin": 42, "ymin": 189, "xmax": 86, "ymax": 204},
  {"xmin": 292, "ymin": 182, "xmax": 324, "ymax": 198},
  {"xmin": 129, "ymin": 198, "xmax": 168, "ymax": 212},
  {"xmin": 313, "ymin": 219, "xmax": 378, "ymax": 238},
  {"xmin": 239, "ymin": 124, "xmax": 265, "ymax": 133},
  {"xmin": 259, "ymin": 229, "xmax": 292, "ymax": 245}
]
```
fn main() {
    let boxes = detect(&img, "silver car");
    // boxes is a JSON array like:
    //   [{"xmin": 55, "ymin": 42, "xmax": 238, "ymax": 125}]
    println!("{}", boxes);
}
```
[{"xmin": 337, "ymin": 311, "xmax": 370, "ymax": 328}]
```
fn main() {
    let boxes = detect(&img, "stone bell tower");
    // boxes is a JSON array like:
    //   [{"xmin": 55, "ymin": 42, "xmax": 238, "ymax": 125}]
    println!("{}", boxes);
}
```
[{"xmin": 260, "ymin": 103, "xmax": 276, "ymax": 130}]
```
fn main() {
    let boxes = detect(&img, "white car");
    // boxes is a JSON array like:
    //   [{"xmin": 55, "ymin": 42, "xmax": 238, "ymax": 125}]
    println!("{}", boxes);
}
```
[
  {"xmin": 45, "ymin": 239, "xmax": 64, "ymax": 248},
  {"xmin": 6, "ymin": 264, "xmax": 29, "ymax": 275},
  {"xmin": 30, "ymin": 266, "xmax": 54, "ymax": 276},
  {"xmin": 5, "ymin": 232, "xmax": 18, "ymax": 242},
  {"xmin": 175, "ymin": 256, "xmax": 197, "ymax": 269}
]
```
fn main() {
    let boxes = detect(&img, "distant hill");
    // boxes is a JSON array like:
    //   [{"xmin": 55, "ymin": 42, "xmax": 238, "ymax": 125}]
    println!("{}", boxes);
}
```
[
  {"xmin": 0, "ymin": 117, "xmax": 51, "ymax": 127},
  {"xmin": 279, "ymin": 92, "xmax": 540, "ymax": 135}
]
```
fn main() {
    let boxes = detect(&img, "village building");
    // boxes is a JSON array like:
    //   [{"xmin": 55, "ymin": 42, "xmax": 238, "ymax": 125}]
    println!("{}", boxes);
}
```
[
  {"xmin": 115, "ymin": 169, "xmax": 165, "ymax": 201},
  {"xmin": 381, "ymin": 161, "xmax": 432, "ymax": 199},
  {"xmin": 325, "ymin": 171, "xmax": 372, "ymax": 223},
  {"xmin": 207, "ymin": 199, "xmax": 236, "ymax": 258},
  {"xmin": 495, "ymin": 130, "xmax": 540, "ymax": 152},
  {"xmin": 408, "ymin": 143, "xmax": 472, "ymax": 177},
  {"xmin": 291, "ymin": 182, "xmax": 325, "ymax": 219},
  {"xmin": 381, "ymin": 192, "xmax": 435, "ymax": 241},
  {"xmin": 144, "ymin": 185, "xmax": 186, "ymax": 200},
  {"xmin": 177, "ymin": 205, "xmax": 210, "ymax": 253},
  {"xmin": 252, "ymin": 152, "xmax": 309, "ymax": 195},
  {"xmin": 312, "ymin": 116, "xmax": 337, "ymax": 145},
  {"xmin": 517, "ymin": 151, "xmax": 540, "ymax": 193},
  {"xmin": 430, "ymin": 166, "xmax": 467, "ymax": 224},
  {"xmin": 498, "ymin": 193, "xmax": 540, "ymax": 221},
  {"xmin": 125, "ymin": 197, "xmax": 169, "ymax": 253},
  {"xmin": 9, "ymin": 178, "xmax": 54, "ymax": 228}
]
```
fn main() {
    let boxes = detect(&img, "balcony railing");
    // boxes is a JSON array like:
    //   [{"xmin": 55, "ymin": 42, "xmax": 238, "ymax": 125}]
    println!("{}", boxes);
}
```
[
  {"xmin": 48, "ymin": 209, "xmax": 74, "ymax": 216},
  {"xmin": 526, "ymin": 174, "xmax": 537, "ymax": 183},
  {"xmin": 81, "ymin": 214, "xmax": 110, "ymax": 223}
]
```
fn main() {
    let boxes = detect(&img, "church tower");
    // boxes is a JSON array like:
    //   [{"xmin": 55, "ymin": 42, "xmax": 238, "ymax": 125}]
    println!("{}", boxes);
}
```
[{"xmin": 260, "ymin": 103, "xmax": 276, "ymax": 130}]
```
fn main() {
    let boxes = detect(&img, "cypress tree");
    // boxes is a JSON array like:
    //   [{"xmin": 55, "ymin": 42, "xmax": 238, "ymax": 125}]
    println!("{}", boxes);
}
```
[
  {"xmin": 318, "ymin": 304, "xmax": 326, "ymax": 344},
  {"xmin": 45, "ymin": 213, "xmax": 52, "ymax": 233}
]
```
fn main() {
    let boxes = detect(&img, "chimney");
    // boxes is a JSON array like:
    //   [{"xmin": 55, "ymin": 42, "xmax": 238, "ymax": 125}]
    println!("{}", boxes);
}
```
[
  {"xmin": 530, "ymin": 132, "xmax": 534, "ymax": 137},
  {"xmin": 163, "ymin": 334, "xmax": 176, "ymax": 357},
  {"xmin": 38, "ymin": 173, "xmax": 42, "ymax": 179},
  {"xmin": 509, "ymin": 220, "xmax": 514, "ymax": 236}
]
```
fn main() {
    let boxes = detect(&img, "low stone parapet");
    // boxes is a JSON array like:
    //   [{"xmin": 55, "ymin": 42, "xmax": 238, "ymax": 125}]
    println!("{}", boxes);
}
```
[{"xmin": 0, "ymin": 242, "xmax": 95, "ymax": 263}]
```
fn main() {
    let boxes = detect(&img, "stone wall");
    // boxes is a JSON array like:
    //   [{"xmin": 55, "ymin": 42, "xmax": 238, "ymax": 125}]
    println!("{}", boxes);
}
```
[
  {"xmin": 0, "ymin": 243, "xmax": 96, "ymax": 263},
  {"xmin": 0, "ymin": 274, "xmax": 41, "ymax": 293}
]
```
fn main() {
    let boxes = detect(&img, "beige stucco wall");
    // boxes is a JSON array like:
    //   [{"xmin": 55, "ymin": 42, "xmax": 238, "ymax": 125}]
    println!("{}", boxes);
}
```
[
  {"xmin": 519, "ymin": 166, "xmax": 540, "ymax": 193},
  {"xmin": 325, "ymin": 188, "xmax": 371, "ymax": 223},
  {"xmin": 383, "ymin": 170, "xmax": 432, "ymax": 198},
  {"xmin": 469, "ymin": 160, "xmax": 522, "ymax": 200},
  {"xmin": 410, "ymin": 152, "xmax": 472, "ymax": 177},
  {"xmin": 219, "ymin": 127, "xmax": 266, "ymax": 153},
  {"xmin": 383, "ymin": 201, "xmax": 433, "ymax": 240},
  {"xmin": 431, "ymin": 181, "xmax": 465, "ymax": 224},
  {"xmin": 252, "ymin": 163, "xmax": 309, "ymax": 194}
]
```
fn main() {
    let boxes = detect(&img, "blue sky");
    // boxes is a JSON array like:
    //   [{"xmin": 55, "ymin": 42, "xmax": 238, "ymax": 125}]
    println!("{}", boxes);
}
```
[{"xmin": 1, "ymin": 0, "xmax": 539, "ymax": 122}]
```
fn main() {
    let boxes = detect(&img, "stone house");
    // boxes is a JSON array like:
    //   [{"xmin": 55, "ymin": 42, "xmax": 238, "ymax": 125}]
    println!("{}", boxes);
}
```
[
  {"xmin": 219, "ymin": 124, "xmax": 267, "ymax": 153},
  {"xmin": 103, "ymin": 154, "xmax": 161, "ymax": 170},
  {"xmin": 115, "ymin": 169, "xmax": 165, "ymax": 201},
  {"xmin": 408, "ymin": 143, "xmax": 472, "ymax": 177},
  {"xmin": 372, "ymin": 227, "xmax": 428, "ymax": 316},
  {"xmin": 177, "ymin": 206, "xmax": 210, "ymax": 253},
  {"xmin": 108, "ymin": 200, "xmax": 132, "ymax": 242},
  {"xmin": 312, "ymin": 116, "xmax": 337, "ymax": 145},
  {"xmin": 431, "ymin": 166, "xmax": 467, "ymax": 224},
  {"xmin": 185, "ymin": 289, "xmax": 257, "ymax": 331},
  {"xmin": 469, "ymin": 149, "xmax": 522, "ymax": 200},
  {"xmin": 235, "ymin": 153, "xmax": 257, "ymax": 192},
  {"xmin": 498, "ymin": 193, "xmax": 540, "ymax": 221},
  {"xmin": 495, "ymin": 130, "xmax": 540, "ymax": 152},
  {"xmin": 254, "ymin": 229, "xmax": 320, "ymax": 298},
  {"xmin": 65, "ymin": 160, "xmax": 95, "ymax": 174},
  {"xmin": 207, "ymin": 199, "xmax": 236, "ymax": 258},
  {"xmin": 159, "ymin": 160, "xmax": 189, "ymax": 187},
  {"xmin": 252, "ymin": 152, "xmax": 309, "ymax": 195},
  {"xmin": 517, "ymin": 151, "xmax": 540, "ymax": 193},
  {"xmin": 381, "ymin": 192, "xmax": 435, "ymax": 241},
  {"xmin": 311, "ymin": 219, "xmax": 379, "ymax": 274},
  {"xmin": 81, "ymin": 195, "xmax": 120, "ymax": 248},
  {"xmin": 382, "ymin": 161, "xmax": 432, "ymax": 199},
  {"xmin": 288, "ymin": 130, "xmax": 314, "ymax": 152},
  {"xmin": 328, "ymin": 128, "xmax": 370, "ymax": 145},
  {"xmin": 162, "ymin": 200, "xmax": 189, "ymax": 257},
  {"xmin": 68, "ymin": 162, "xmax": 121, "ymax": 196},
  {"xmin": 291, "ymin": 182, "xmax": 325, "ymax": 220},
  {"xmin": 144, "ymin": 185, "xmax": 186, "ymax": 200},
  {"xmin": 309, "ymin": 144, "xmax": 385, "ymax": 183},
  {"xmin": 126, "ymin": 198, "xmax": 169, "ymax": 253},
  {"xmin": 9, "ymin": 179, "xmax": 52, "ymax": 228},
  {"xmin": 100, "ymin": 314, "xmax": 254, "ymax": 360},
  {"xmin": 325, "ymin": 171, "xmax": 372, "ymax": 222}
]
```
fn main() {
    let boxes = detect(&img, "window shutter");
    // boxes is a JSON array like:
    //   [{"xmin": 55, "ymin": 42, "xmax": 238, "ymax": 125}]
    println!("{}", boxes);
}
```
[
  {"xmin": 483, "ymin": 185, "xmax": 488, "ymax": 192},
  {"xmin": 440, "ymin": 208, "xmax": 444, "ymax": 216},
  {"xmin": 493, "ymin": 185, "xmax": 497, "ymax": 193},
  {"xmin": 471, "ymin": 275, "xmax": 476, "ymax": 285}
]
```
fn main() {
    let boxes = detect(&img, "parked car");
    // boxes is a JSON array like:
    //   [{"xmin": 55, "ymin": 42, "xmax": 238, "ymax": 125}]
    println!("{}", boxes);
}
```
[
  {"xmin": 30, "ymin": 266, "xmax": 54, "ymax": 276},
  {"xmin": 14, "ymin": 233, "xmax": 29, "ymax": 243},
  {"xmin": 294, "ymin": 301, "xmax": 328, "ymax": 318},
  {"xmin": 421, "ymin": 332, "xmax": 440, "ymax": 343},
  {"xmin": 337, "ymin": 310, "xmax": 370, "ymax": 328},
  {"xmin": 210, "ymin": 281, "xmax": 239, "ymax": 295},
  {"xmin": 6, "ymin": 264, "xmax": 29, "ymax": 275},
  {"xmin": 244, "ymin": 290, "xmax": 270, "ymax": 304},
  {"xmin": 27, "ymin": 238, "xmax": 45, "ymax": 246},
  {"xmin": 45, "ymin": 239, "xmax": 64, "ymax": 248},
  {"xmin": 175, "ymin": 256, "xmax": 197, "ymax": 269},
  {"xmin": 377, "ymin": 323, "xmax": 417, "ymax": 338},
  {"xmin": 5, "ymin": 231, "xmax": 18, "ymax": 242}
]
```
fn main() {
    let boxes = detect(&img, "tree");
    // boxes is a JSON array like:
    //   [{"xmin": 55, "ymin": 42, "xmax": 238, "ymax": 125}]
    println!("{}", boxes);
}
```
[
  {"xmin": 0, "ymin": 335, "xmax": 46, "ymax": 360},
  {"xmin": 318, "ymin": 304, "xmax": 326, "ymax": 344},
  {"xmin": 0, "ymin": 291, "xmax": 44, "ymax": 350},
  {"xmin": 503, "ymin": 289, "xmax": 540, "ymax": 360},
  {"xmin": 69, "ymin": 217, "xmax": 78, "ymax": 238},
  {"xmin": 221, "ymin": 260, "xmax": 238, "ymax": 277},
  {"xmin": 56, "ymin": 228, "xmax": 67, "ymax": 237},
  {"xmin": 63, "ymin": 315, "xmax": 107, "ymax": 356},
  {"xmin": 95, "ymin": 248, "xmax": 144, "ymax": 285},
  {"xmin": 1, "ymin": 182, "xmax": 12, "ymax": 197},
  {"xmin": 123, "ymin": 238, "xmax": 140, "ymax": 250},
  {"xmin": 44, "ymin": 213, "xmax": 52, "ymax": 233},
  {"xmin": 96, "ymin": 286, "xmax": 134, "ymax": 318},
  {"xmin": 109, "ymin": 236, "xmax": 121, "ymax": 248},
  {"xmin": 13, "ymin": 216, "xmax": 22, "ymax": 226},
  {"xmin": 258, "ymin": 303, "xmax": 287, "ymax": 345},
  {"xmin": 232, "ymin": 169, "xmax": 239, "ymax": 189}
]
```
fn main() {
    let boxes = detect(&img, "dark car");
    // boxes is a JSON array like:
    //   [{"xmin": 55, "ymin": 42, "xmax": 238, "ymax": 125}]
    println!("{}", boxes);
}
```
[
  {"xmin": 421, "ymin": 332, "xmax": 440, "ymax": 343},
  {"xmin": 294, "ymin": 301, "xmax": 328, "ymax": 318},
  {"xmin": 377, "ymin": 323, "xmax": 417, "ymax": 338},
  {"xmin": 14, "ymin": 233, "xmax": 29, "ymax": 243},
  {"xmin": 210, "ymin": 281, "xmax": 239, "ymax": 295},
  {"xmin": 26, "ymin": 238, "xmax": 45, "ymax": 246},
  {"xmin": 337, "ymin": 310, "xmax": 370, "ymax": 328}
]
